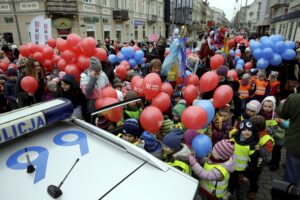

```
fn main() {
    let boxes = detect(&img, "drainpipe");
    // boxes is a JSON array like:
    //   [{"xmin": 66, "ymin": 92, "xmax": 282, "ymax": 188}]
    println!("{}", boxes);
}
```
[{"xmin": 12, "ymin": 0, "xmax": 22, "ymax": 45}]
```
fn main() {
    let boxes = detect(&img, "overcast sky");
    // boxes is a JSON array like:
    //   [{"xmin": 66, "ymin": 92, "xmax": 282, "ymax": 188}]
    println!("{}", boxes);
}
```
[{"xmin": 207, "ymin": 0, "xmax": 255, "ymax": 21}]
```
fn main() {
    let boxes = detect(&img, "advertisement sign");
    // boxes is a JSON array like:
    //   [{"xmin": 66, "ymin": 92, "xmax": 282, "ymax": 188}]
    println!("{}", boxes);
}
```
[{"xmin": 29, "ymin": 16, "xmax": 52, "ymax": 44}]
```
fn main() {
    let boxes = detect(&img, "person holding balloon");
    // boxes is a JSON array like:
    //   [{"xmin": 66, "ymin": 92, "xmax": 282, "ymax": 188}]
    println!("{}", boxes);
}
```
[
  {"xmin": 16, "ymin": 58, "xmax": 45, "ymax": 107},
  {"xmin": 80, "ymin": 57, "xmax": 110, "ymax": 112}
]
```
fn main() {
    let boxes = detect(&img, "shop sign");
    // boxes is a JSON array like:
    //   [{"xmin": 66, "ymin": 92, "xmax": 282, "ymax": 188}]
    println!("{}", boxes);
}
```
[
  {"xmin": 83, "ymin": 16, "xmax": 99, "ymax": 23},
  {"xmin": 4, "ymin": 17, "xmax": 14, "ymax": 23}
]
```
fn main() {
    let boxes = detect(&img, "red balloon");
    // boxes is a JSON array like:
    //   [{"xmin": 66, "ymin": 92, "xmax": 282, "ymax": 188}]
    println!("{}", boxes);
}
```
[
  {"xmin": 47, "ymin": 38, "xmax": 56, "ymax": 48},
  {"xmin": 131, "ymin": 75, "xmax": 142, "ymax": 85},
  {"xmin": 151, "ymin": 92, "xmax": 171, "ymax": 113},
  {"xmin": 77, "ymin": 55, "xmax": 90, "ymax": 71},
  {"xmin": 227, "ymin": 69, "xmax": 238, "ymax": 81},
  {"xmin": 81, "ymin": 37, "xmax": 96, "ymax": 56},
  {"xmin": 199, "ymin": 71, "xmax": 219, "ymax": 93},
  {"xmin": 244, "ymin": 62, "xmax": 253, "ymax": 71},
  {"xmin": 43, "ymin": 59, "xmax": 53, "ymax": 71},
  {"xmin": 21, "ymin": 76, "xmax": 38, "ymax": 93},
  {"xmin": 98, "ymin": 98, "xmax": 123, "ymax": 122},
  {"xmin": 52, "ymin": 55, "xmax": 61, "ymax": 65},
  {"xmin": 228, "ymin": 39, "xmax": 235, "ymax": 48},
  {"xmin": 0, "ymin": 62, "xmax": 9, "ymax": 72},
  {"xmin": 94, "ymin": 48, "xmax": 107, "ymax": 62},
  {"xmin": 57, "ymin": 59, "xmax": 67, "ymax": 71},
  {"xmin": 71, "ymin": 43, "xmax": 82, "ymax": 56},
  {"xmin": 115, "ymin": 64, "xmax": 127, "ymax": 81},
  {"xmin": 182, "ymin": 106, "xmax": 208, "ymax": 130},
  {"xmin": 160, "ymin": 82, "xmax": 174, "ymax": 97},
  {"xmin": 65, "ymin": 64, "xmax": 81, "ymax": 77},
  {"xmin": 32, "ymin": 52, "xmax": 44, "ymax": 62},
  {"xmin": 95, "ymin": 98, "xmax": 105, "ymax": 109},
  {"xmin": 133, "ymin": 45, "xmax": 140, "ymax": 51},
  {"xmin": 19, "ymin": 45, "xmax": 30, "ymax": 57},
  {"xmin": 61, "ymin": 49, "xmax": 76, "ymax": 63},
  {"xmin": 235, "ymin": 35, "xmax": 244, "ymax": 43},
  {"xmin": 210, "ymin": 54, "xmax": 224, "ymax": 70},
  {"xmin": 102, "ymin": 87, "xmax": 117, "ymax": 99},
  {"xmin": 28, "ymin": 43, "xmax": 39, "ymax": 54},
  {"xmin": 140, "ymin": 106, "xmax": 163, "ymax": 134},
  {"xmin": 42, "ymin": 46, "xmax": 54, "ymax": 59},
  {"xmin": 56, "ymin": 38, "xmax": 68, "ymax": 52},
  {"xmin": 143, "ymin": 73, "xmax": 162, "ymax": 100},
  {"xmin": 213, "ymin": 85, "xmax": 233, "ymax": 108},
  {"xmin": 185, "ymin": 74, "xmax": 199, "ymax": 87},
  {"xmin": 67, "ymin": 33, "xmax": 81, "ymax": 46},
  {"xmin": 132, "ymin": 77, "xmax": 144, "ymax": 97},
  {"xmin": 183, "ymin": 85, "xmax": 198, "ymax": 105}
]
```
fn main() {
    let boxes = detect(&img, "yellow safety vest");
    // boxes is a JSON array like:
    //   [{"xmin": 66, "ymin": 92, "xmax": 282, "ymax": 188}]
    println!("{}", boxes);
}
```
[
  {"xmin": 200, "ymin": 162, "xmax": 230, "ymax": 198},
  {"xmin": 266, "ymin": 119, "xmax": 277, "ymax": 127},
  {"xmin": 166, "ymin": 160, "xmax": 192, "ymax": 175},
  {"xmin": 233, "ymin": 140, "xmax": 255, "ymax": 171},
  {"xmin": 259, "ymin": 134, "xmax": 274, "ymax": 147}
]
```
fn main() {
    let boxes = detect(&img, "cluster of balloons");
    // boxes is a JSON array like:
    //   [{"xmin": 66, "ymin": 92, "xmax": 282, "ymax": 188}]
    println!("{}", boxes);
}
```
[
  {"xmin": 108, "ymin": 46, "xmax": 145, "ymax": 69},
  {"xmin": 250, "ymin": 35, "xmax": 296, "ymax": 69}
]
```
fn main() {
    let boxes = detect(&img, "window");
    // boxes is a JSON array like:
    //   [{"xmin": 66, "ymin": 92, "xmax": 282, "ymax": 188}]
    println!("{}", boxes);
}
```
[
  {"xmin": 134, "ymin": 0, "xmax": 137, "ymax": 12},
  {"xmin": 102, "ymin": 0, "xmax": 109, "ymax": 7},
  {"xmin": 103, "ymin": 18, "xmax": 109, "ymax": 25},
  {"xmin": 20, "ymin": 2, "xmax": 38, "ymax": 10},
  {"xmin": 0, "ymin": 3, "xmax": 10, "ymax": 11},
  {"xmin": 116, "ymin": 31, "xmax": 121, "ymax": 42},
  {"xmin": 82, "ymin": 0, "xmax": 95, "ymax": 3},
  {"xmin": 142, "ymin": 0, "xmax": 145, "ymax": 13},
  {"xmin": 153, "ymin": 26, "xmax": 155, "ymax": 34},
  {"xmin": 134, "ymin": 26, "xmax": 138, "ymax": 40},
  {"xmin": 115, "ymin": 0, "xmax": 121, "ymax": 9},
  {"xmin": 125, "ymin": 0, "xmax": 129, "ymax": 10}
]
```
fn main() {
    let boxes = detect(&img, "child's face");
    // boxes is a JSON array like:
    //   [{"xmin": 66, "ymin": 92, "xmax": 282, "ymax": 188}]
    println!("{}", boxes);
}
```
[
  {"xmin": 219, "ymin": 110, "xmax": 230, "ymax": 119},
  {"xmin": 150, "ymin": 66, "xmax": 161, "ymax": 74},
  {"xmin": 114, "ymin": 86, "xmax": 121, "ymax": 91},
  {"xmin": 61, "ymin": 81, "xmax": 71, "ymax": 92},
  {"xmin": 173, "ymin": 113, "xmax": 179, "ymax": 122},
  {"xmin": 128, "ymin": 101, "xmax": 137, "ymax": 108},
  {"xmin": 241, "ymin": 129, "xmax": 253, "ymax": 139},
  {"xmin": 246, "ymin": 109, "xmax": 256, "ymax": 117},
  {"xmin": 258, "ymin": 75, "xmax": 265, "ymax": 81},
  {"xmin": 263, "ymin": 100, "xmax": 273, "ymax": 113},
  {"xmin": 174, "ymin": 97, "xmax": 182, "ymax": 103},
  {"xmin": 269, "ymin": 75, "xmax": 276, "ymax": 82},
  {"xmin": 122, "ymin": 133, "xmax": 135, "ymax": 143}
]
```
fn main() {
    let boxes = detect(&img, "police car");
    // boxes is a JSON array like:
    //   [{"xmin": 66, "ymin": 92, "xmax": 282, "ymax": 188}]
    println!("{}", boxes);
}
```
[{"xmin": 0, "ymin": 98, "xmax": 198, "ymax": 200}]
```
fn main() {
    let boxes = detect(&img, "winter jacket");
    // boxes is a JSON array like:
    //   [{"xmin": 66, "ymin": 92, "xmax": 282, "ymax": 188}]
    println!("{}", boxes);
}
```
[{"xmin": 3, "ymin": 79, "xmax": 18, "ymax": 109}]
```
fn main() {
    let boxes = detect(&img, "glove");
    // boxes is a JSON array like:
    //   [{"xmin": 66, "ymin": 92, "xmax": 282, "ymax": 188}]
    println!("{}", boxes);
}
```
[
  {"xmin": 173, "ymin": 144, "xmax": 192, "ymax": 161},
  {"xmin": 136, "ymin": 139, "xmax": 145, "ymax": 149}
]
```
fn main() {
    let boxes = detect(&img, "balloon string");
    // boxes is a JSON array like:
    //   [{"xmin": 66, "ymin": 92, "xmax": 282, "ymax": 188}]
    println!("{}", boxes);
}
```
[{"xmin": 33, "ymin": 96, "xmax": 36, "ymax": 104}]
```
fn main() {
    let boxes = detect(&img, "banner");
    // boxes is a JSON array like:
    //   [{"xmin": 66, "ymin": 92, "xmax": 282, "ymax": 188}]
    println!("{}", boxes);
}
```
[{"xmin": 29, "ymin": 16, "xmax": 52, "ymax": 44}]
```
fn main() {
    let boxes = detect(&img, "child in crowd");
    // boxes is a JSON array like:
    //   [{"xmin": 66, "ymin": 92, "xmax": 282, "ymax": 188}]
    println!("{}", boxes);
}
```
[
  {"xmin": 245, "ymin": 115, "xmax": 274, "ymax": 199},
  {"xmin": 158, "ymin": 115, "xmax": 175, "ymax": 140},
  {"xmin": 268, "ymin": 71, "xmax": 280, "ymax": 105},
  {"xmin": 172, "ymin": 89, "xmax": 184, "ymax": 105},
  {"xmin": 238, "ymin": 73, "xmax": 254, "ymax": 110},
  {"xmin": 96, "ymin": 115, "xmax": 115, "ymax": 131},
  {"xmin": 3, "ymin": 68, "xmax": 18, "ymax": 110},
  {"xmin": 188, "ymin": 139, "xmax": 235, "ymax": 200},
  {"xmin": 172, "ymin": 100, "xmax": 187, "ymax": 129},
  {"xmin": 242, "ymin": 100, "xmax": 261, "ymax": 120},
  {"xmin": 149, "ymin": 58, "xmax": 162, "ymax": 75},
  {"xmin": 119, "ymin": 118, "xmax": 141, "ymax": 144},
  {"xmin": 252, "ymin": 71, "xmax": 268, "ymax": 102},
  {"xmin": 212, "ymin": 104, "xmax": 232, "ymax": 145},
  {"xmin": 228, "ymin": 119, "xmax": 259, "ymax": 198},
  {"xmin": 259, "ymin": 96, "xmax": 278, "ymax": 136},
  {"xmin": 124, "ymin": 91, "xmax": 142, "ymax": 120}
]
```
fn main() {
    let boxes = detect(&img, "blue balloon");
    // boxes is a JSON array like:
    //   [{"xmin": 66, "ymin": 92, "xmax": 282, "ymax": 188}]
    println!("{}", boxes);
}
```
[
  {"xmin": 234, "ymin": 56, "xmax": 240, "ymax": 62},
  {"xmin": 270, "ymin": 35, "xmax": 284, "ymax": 44},
  {"xmin": 136, "ymin": 58, "xmax": 145, "ymax": 65},
  {"xmin": 281, "ymin": 49, "xmax": 296, "ymax": 60},
  {"xmin": 253, "ymin": 49, "xmax": 263, "ymax": 60},
  {"xmin": 196, "ymin": 100, "xmax": 215, "ymax": 124},
  {"xmin": 262, "ymin": 48, "xmax": 274, "ymax": 59},
  {"xmin": 274, "ymin": 41, "xmax": 286, "ymax": 53},
  {"xmin": 235, "ymin": 64, "xmax": 243, "ymax": 69},
  {"xmin": 237, "ymin": 59, "xmax": 245, "ymax": 67},
  {"xmin": 260, "ymin": 36, "xmax": 269, "ymax": 42},
  {"xmin": 134, "ymin": 50, "xmax": 145, "ymax": 61},
  {"xmin": 108, "ymin": 54, "xmax": 117, "ymax": 64},
  {"xmin": 249, "ymin": 40, "xmax": 262, "ymax": 51},
  {"xmin": 256, "ymin": 58, "xmax": 269, "ymax": 69},
  {"xmin": 117, "ymin": 54, "xmax": 126, "ymax": 62},
  {"xmin": 128, "ymin": 58, "xmax": 137, "ymax": 68},
  {"xmin": 235, "ymin": 49, "xmax": 241, "ymax": 53},
  {"xmin": 192, "ymin": 134, "xmax": 212, "ymax": 157},
  {"xmin": 230, "ymin": 50, "xmax": 235, "ymax": 57},
  {"xmin": 125, "ymin": 47, "xmax": 135, "ymax": 58},
  {"xmin": 285, "ymin": 41, "xmax": 296, "ymax": 50},
  {"xmin": 261, "ymin": 38, "xmax": 274, "ymax": 49},
  {"xmin": 270, "ymin": 53, "xmax": 282, "ymax": 66}
]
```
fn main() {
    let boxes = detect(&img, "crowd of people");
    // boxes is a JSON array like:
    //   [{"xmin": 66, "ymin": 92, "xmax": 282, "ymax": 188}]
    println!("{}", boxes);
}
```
[{"xmin": 0, "ymin": 32, "xmax": 300, "ymax": 200}]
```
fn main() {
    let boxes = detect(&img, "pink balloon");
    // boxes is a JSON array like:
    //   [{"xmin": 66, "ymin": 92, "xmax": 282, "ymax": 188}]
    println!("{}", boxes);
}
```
[
  {"xmin": 140, "ymin": 106, "xmax": 163, "ymax": 134},
  {"xmin": 19, "ymin": 45, "xmax": 30, "ymax": 57},
  {"xmin": 120, "ymin": 60, "xmax": 130, "ymax": 69},
  {"xmin": 244, "ymin": 62, "xmax": 253, "ymax": 71},
  {"xmin": 32, "ymin": 52, "xmax": 44, "ymax": 62},
  {"xmin": 131, "ymin": 75, "xmax": 142, "ymax": 85},
  {"xmin": 102, "ymin": 87, "xmax": 117, "ymax": 99},
  {"xmin": 160, "ymin": 82, "xmax": 174, "ymax": 97},
  {"xmin": 199, "ymin": 71, "xmax": 219, "ymax": 93},
  {"xmin": 71, "ymin": 43, "xmax": 82, "ymax": 55},
  {"xmin": 115, "ymin": 64, "xmax": 127, "ymax": 81},
  {"xmin": 0, "ymin": 62, "xmax": 9, "ymax": 72},
  {"xmin": 227, "ymin": 69, "xmax": 238, "ymax": 81},
  {"xmin": 67, "ymin": 33, "xmax": 81, "ymax": 46},
  {"xmin": 28, "ymin": 43, "xmax": 39, "ymax": 54},
  {"xmin": 182, "ymin": 106, "xmax": 208, "ymax": 130},
  {"xmin": 151, "ymin": 92, "xmax": 171, "ymax": 113},
  {"xmin": 143, "ymin": 73, "xmax": 162, "ymax": 100},
  {"xmin": 132, "ymin": 77, "xmax": 144, "ymax": 97},
  {"xmin": 213, "ymin": 85, "xmax": 233, "ymax": 108},
  {"xmin": 77, "ymin": 55, "xmax": 90, "ymax": 71}
]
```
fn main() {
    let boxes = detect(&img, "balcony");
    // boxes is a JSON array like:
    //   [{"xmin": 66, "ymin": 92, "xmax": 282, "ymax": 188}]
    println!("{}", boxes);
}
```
[
  {"xmin": 46, "ymin": 0, "xmax": 77, "ymax": 16},
  {"xmin": 113, "ymin": 10, "xmax": 129, "ymax": 21},
  {"xmin": 270, "ymin": 0, "xmax": 289, "ymax": 8},
  {"xmin": 147, "ymin": 14, "xmax": 157, "ymax": 24}
]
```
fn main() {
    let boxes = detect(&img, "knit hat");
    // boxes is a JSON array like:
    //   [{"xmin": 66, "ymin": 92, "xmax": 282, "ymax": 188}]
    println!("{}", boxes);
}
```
[
  {"xmin": 89, "ymin": 56, "xmax": 102, "ymax": 71},
  {"xmin": 213, "ymin": 139, "xmax": 235, "ymax": 160},
  {"xmin": 261, "ymin": 96, "xmax": 276, "ymax": 119},
  {"xmin": 122, "ymin": 118, "xmax": 141, "ymax": 138},
  {"xmin": 125, "ymin": 90, "xmax": 138, "ymax": 100},
  {"xmin": 270, "ymin": 71, "xmax": 279, "ymax": 79},
  {"xmin": 246, "ymin": 100, "xmax": 261, "ymax": 114},
  {"xmin": 126, "ymin": 70, "xmax": 136, "ymax": 81},
  {"xmin": 239, "ymin": 119, "xmax": 254, "ymax": 132},
  {"xmin": 6, "ymin": 68, "xmax": 17, "ymax": 76},
  {"xmin": 183, "ymin": 129, "xmax": 198, "ymax": 148},
  {"xmin": 140, "ymin": 131, "xmax": 163, "ymax": 158},
  {"xmin": 216, "ymin": 65, "xmax": 228, "ymax": 76},
  {"xmin": 172, "ymin": 102, "xmax": 186, "ymax": 118},
  {"xmin": 96, "ymin": 116, "xmax": 112, "ymax": 130},
  {"xmin": 162, "ymin": 128, "xmax": 184, "ymax": 152},
  {"xmin": 160, "ymin": 116, "xmax": 175, "ymax": 136},
  {"xmin": 62, "ymin": 74, "xmax": 76, "ymax": 87}
]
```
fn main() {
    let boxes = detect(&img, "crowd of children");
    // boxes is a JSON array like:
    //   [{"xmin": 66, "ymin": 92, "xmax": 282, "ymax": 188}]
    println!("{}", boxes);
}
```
[{"xmin": 0, "ymin": 38, "xmax": 299, "ymax": 200}]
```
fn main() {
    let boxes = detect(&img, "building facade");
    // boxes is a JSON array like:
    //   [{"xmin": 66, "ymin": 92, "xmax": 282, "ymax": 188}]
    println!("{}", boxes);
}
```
[
  {"xmin": 246, "ymin": 0, "xmax": 260, "ymax": 34},
  {"xmin": 0, "ymin": 0, "xmax": 165, "ymax": 46}
]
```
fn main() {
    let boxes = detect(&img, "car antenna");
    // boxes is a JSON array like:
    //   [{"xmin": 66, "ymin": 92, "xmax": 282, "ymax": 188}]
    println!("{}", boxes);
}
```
[
  {"xmin": 25, "ymin": 147, "xmax": 35, "ymax": 173},
  {"xmin": 47, "ymin": 158, "xmax": 80, "ymax": 199}
]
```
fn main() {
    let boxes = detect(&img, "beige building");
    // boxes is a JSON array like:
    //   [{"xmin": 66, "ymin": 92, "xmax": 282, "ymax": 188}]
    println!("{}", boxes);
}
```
[{"xmin": 0, "ymin": 0, "xmax": 165, "ymax": 46}]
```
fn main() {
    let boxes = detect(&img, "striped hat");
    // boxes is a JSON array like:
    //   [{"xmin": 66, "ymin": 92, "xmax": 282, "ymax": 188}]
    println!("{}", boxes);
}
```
[
  {"xmin": 213, "ymin": 139, "xmax": 235, "ymax": 160},
  {"xmin": 160, "ymin": 116, "xmax": 175, "ymax": 136}
]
